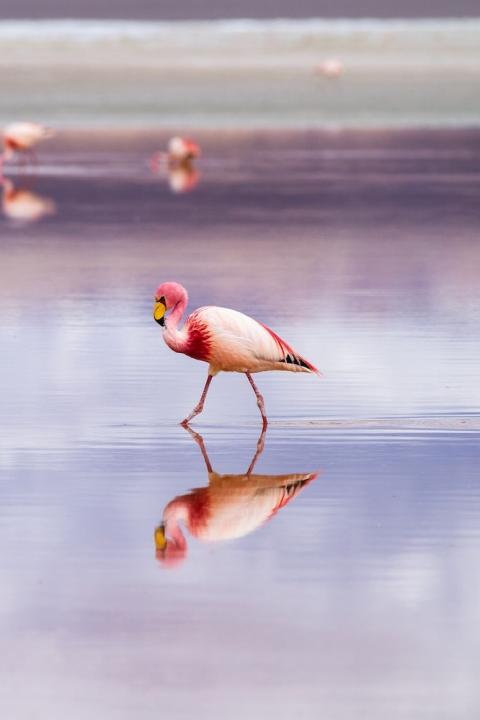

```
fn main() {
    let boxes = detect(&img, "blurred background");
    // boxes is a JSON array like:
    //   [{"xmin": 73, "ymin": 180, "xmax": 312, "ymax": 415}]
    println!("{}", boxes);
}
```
[
  {"xmin": 0, "ymin": 2, "xmax": 479, "ymax": 128},
  {"xmin": 1, "ymin": 4, "xmax": 480, "ymax": 720},
  {"xmin": 1, "ymin": 0, "xmax": 479, "ymax": 18}
]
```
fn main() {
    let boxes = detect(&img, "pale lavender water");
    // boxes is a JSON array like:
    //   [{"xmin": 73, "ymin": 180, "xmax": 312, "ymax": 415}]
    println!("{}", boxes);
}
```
[{"xmin": 1, "ymin": 130, "xmax": 480, "ymax": 719}]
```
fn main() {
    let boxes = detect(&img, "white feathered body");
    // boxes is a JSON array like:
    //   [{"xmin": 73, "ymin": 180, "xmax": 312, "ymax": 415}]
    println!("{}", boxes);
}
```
[
  {"xmin": 164, "ymin": 305, "xmax": 319, "ymax": 376},
  {"xmin": 3, "ymin": 122, "xmax": 54, "ymax": 152}
]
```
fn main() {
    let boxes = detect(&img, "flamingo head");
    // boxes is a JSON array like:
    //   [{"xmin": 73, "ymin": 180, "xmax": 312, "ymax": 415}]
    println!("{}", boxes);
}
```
[
  {"xmin": 168, "ymin": 136, "xmax": 201, "ymax": 162},
  {"xmin": 154, "ymin": 523, "xmax": 187, "ymax": 568},
  {"xmin": 153, "ymin": 281, "xmax": 188, "ymax": 326}
]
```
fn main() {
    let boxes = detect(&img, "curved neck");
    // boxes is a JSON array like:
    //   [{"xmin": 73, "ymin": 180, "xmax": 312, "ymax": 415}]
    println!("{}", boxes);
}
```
[
  {"xmin": 166, "ymin": 288, "xmax": 188, "ymax": 331},
  {"xmin": 163, "ymin": 288, "xmax": 190, "ymax": 352}
]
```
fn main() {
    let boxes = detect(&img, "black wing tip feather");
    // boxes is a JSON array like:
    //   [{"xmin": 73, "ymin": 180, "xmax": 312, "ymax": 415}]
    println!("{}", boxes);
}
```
[{"xmin": 280, "ymin": 353, "xmax": 320, "ymax": 374}]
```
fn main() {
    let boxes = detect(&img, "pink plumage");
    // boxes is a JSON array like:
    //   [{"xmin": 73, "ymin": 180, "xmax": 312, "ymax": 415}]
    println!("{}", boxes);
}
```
[
  {"xmin": 153, "ymin": 281, "xmax": 320, "ymax": 426},
  {"xmin": 183, "ymin": 305, "xmax": 319, "ymax": 375}
]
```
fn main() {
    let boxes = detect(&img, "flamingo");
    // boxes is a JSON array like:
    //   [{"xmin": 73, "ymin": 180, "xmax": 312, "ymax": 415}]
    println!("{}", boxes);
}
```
[
  {"xmin": 315, "ymin": 58, "xmax": 343, "ymax": 79},
  {"xmin": 1, "ymin": 122, "xmax": 54, "ymax": 171},
  {"xmin": 154, "ymin": 426, "xmax": 318, "ymax": 567},
  {"xmin": 150, "ymin": 136, "xmax": 201, "ymax": 173},
  {"xmin": 1, "ymin": 178, "xmax": 56, "ymax": 223},
  {"xmin": 166, "ymin": 136, "xmax": 201, "ymax": 164},
  {"xmin": 153, "ymin": 281, "xmax": 320, "ymax": 426}
]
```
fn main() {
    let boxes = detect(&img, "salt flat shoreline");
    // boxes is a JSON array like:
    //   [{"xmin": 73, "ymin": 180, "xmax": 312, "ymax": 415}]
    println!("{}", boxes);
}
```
[{"xmin": 46, "ymin": 126, "xmax": 480, "ymax": 150}]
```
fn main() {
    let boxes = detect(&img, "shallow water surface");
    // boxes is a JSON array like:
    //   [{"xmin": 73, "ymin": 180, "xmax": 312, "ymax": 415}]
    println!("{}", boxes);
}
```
[{"xmin": 1, "ymin": 130, "xmax": 480, "ymax": 719}]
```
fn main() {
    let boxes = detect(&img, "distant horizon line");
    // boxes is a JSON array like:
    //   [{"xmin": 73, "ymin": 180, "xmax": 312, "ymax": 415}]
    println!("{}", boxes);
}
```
[
  {"xmin": 1, "ymin": 15, "xmax": 479, "ymax": 22},
  {"xmin": 0, "ymin": 15, "xmax": 479, "ymax": 22}
]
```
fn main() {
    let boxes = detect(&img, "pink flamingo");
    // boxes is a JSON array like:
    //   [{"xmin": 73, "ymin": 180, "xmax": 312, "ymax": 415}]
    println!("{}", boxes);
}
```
[
  {"xmin": 314, "ymin": 58, "xmax": 343, "ymax": 79},
  {"xmin": 150, "ymin": 136, "xmax": 201, "ymax": 173},
  {"xmin": 154, "ymin": 425, "xmax": 318, "ymax": 567},
  {"xmin": 167, "ymin": 136, "xmax": 201, "ymax": 164},
  {"xmin": 1, "ymin": 122, "xmax": 54, "ymax": 173},
  {"xmin": 153, "ymin": 281, "xmax": 320, "ymax": 426}
]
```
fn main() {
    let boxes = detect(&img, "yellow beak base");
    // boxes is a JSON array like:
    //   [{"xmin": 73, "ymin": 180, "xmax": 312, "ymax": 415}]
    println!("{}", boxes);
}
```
[
  {"xmin": 153, "ymin": 300, "xmax": 166, "ymax": 324},
  {"xmin": 154, "ymin": 525, "xmax": 168, "ymax": 551}
]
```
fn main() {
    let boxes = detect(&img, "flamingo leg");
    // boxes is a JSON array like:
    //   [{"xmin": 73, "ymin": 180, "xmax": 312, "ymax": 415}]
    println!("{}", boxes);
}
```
[
  {"xmin": 181, "ymin": 373, "xmax": 213, "ymax": 426},
  {"xmin": 246, "ymin": 372, "xmax": 268, "ymax": 428}
]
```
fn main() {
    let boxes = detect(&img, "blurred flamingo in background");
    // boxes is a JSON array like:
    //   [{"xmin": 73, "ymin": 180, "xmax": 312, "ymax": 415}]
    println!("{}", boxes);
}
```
[
  {"xmin": 150, "ymin": 135, "xmax": 201, "ymax": 171},
  {"xmin": 1, "ymin": 122, "xmax": 55, "ymax": 172},
  {"xmin": 150, "ymin": 136, "xmax": 201, "ymax": 193},
  {"xmin": 167, "ymin": 136, "xmax": 201, "ymax": 164},
  {"xmin": 153, "ymin": 281, "xmax": 320, "ymax": 426},
  {"xmin": 154, "ymin": 426, "xmax": 318, "ymax": 567},
  {"xmin": 315, "ymin": 58, "xmax": 343, "ymax": 79},
  {"xmin": 1, "ymin": 177, "xmax": 56, "ymax": 223}
]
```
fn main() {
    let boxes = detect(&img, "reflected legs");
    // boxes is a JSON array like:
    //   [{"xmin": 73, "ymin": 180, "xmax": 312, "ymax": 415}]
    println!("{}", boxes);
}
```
[{"xmin": 181, "ymin": 422, "xmax": 267, "ymax": 476}]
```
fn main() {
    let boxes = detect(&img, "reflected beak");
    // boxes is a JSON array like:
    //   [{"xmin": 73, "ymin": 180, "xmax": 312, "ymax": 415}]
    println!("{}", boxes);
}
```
[
  {"xmin": 153, "ymin": 299, "xmax": 166, "ymax": 326},
  {"xmin": 154, "ymin": 523, "xmax": 168, "ymax": 551}
]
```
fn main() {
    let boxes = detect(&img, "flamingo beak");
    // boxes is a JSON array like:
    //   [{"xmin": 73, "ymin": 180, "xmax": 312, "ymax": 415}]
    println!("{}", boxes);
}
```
[
  {"xmin": 153, "ymin": 298, "xmax": 166, "ymax": 326},
  {"xmin": 154, "ymin": 523, "xmax": 168, "ymax": 551}
]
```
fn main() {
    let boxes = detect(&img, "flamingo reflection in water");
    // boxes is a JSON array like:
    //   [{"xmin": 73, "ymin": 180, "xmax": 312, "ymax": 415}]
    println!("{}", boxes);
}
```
[
  {"xmin": 154, "ymin": 426, "xmax": 318, "ymax": 567},
  {"xmin": 1, "ymin": 177, "xmax": 56, "ymax": 223},
  {"xmin": 167, "ymin": 164, "xmax": 200, "ymax": 194}
]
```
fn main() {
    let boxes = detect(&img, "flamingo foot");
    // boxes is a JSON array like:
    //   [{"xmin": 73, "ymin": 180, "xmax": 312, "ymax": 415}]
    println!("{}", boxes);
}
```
[{"xmin": 181, "ymin": 404, "xmax": 203, "ymax": 426}]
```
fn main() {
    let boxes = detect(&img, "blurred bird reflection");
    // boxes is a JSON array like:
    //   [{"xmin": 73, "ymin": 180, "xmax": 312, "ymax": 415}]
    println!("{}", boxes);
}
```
[
  {"xmin": 154, "ymin": 426, "xmax": 318, "ymax": 568},
  {"xmin": 1, "ymin": 177, "xmax": 56, "ymax": 223},
  {"xmin": 167, "ymin": 164, "xmax": 200, "ymax": 194}
]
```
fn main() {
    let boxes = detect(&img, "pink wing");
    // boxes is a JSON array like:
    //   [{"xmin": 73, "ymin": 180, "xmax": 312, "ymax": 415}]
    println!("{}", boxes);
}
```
[{"xmin": 191, "ymin": 306, "xmax": 320, "ymax": 374}]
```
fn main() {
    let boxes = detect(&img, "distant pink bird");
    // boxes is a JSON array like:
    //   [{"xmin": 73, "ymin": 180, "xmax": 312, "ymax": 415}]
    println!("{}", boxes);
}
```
[
  {"xmin": 153, "ymin": 281, "xmax": 320, "ymax": 426},
  {"xmin": 167, "ymin": 136, "xmax": 201, "ymax": 164},
  {"xmin": 315, "ymin": 58, "xmax": 343, "ymax": 79},
  {"xmin": 154, "ymin": 426, "xmax": 318, "ymax": 567},
  {"xmin": 1, "ymin": 122, "xmax": 54, "ymax": 170},
  {"xmin": 150, "ymin": 135, "xmax": 201, "ymax": 173}
]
